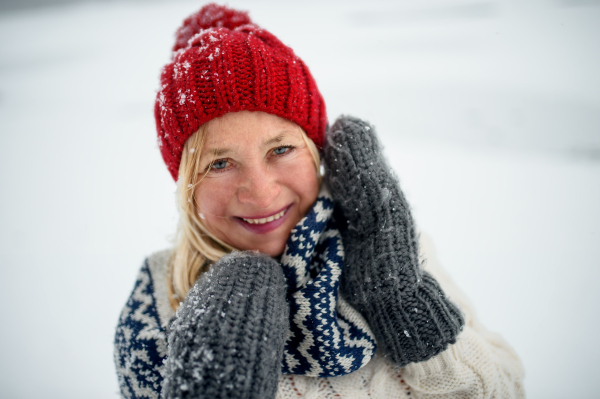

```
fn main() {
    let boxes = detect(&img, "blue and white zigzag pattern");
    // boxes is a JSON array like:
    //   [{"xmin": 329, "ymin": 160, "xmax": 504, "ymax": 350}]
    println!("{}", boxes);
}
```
[
  {"xmin": 114, "ymin": 261, "xmax": 166, "ymax": 399},
  {"xmin": 280, "ymin": 188, "xmax": 377, "ymax": 377}
]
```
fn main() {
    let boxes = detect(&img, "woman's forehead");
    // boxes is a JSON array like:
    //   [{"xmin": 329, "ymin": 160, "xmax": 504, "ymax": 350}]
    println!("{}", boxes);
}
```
[
  {"xmin": 208, "ymin": 111, "xmax": 299, "ymax": 133},
  {"xmin": 202, "ymin": 112, "xmax": 304, "ymax": 151},
  {"xmin": 205, "ymin": 129, "xmax": 301, "ymax": 145}
]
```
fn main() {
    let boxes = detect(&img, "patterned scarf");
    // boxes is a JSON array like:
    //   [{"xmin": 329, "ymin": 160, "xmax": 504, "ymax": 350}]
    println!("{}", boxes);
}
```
[{"xmin": 280, "ymin": 187, "xmax": 377, "ymax": 377}]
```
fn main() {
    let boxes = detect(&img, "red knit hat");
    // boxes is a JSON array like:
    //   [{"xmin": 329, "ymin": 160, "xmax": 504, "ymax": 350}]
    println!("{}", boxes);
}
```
[{"xmin": 155, "ymin": 4, "xmax": 328, "ymax": 181}]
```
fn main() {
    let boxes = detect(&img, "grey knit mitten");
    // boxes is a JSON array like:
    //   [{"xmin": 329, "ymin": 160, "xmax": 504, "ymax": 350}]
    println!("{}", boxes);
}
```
[
  {"xmin": 162, "ymin": 251, "xmax": 289, "ymax": 399},
  {"xmin": 323, "ymin": 116, "xmax": 464, "ymax": 368}
]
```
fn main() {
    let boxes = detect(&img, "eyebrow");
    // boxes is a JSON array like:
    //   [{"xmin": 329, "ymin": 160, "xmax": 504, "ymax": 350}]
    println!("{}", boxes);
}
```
[
  {"xmin": 263, "ymin": 133, "xmax": 286, "ymax": 146},
  {"xmin": 209, "ymin": 147, "xmax": 230, "ymax": 157},
  {"xmin": 203, "ymin": 131, "xmax": 296, "ymax": 158}
]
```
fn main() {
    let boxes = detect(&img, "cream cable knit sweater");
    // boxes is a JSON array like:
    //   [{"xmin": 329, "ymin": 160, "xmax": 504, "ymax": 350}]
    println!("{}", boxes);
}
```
[
  {"xmin": 273, "ymin": 233, "xmax": 525, "ymax": 398},
  {"xmin": 117, "ymin": 232, "xmax": 524, "ymax": 399}
]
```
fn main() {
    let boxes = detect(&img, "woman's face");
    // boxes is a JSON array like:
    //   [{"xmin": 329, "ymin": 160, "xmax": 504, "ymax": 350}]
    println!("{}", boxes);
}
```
[{"xmin": 194, "ymin": 111, "xmax": 320, "ymax": 257}]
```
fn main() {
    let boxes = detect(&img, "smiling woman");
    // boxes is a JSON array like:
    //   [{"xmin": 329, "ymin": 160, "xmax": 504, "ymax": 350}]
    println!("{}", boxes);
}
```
[
  {"xmin": 169, "ymin": 111, "xmax": 321, "ymax": 307},
  {"xmin": 192, "ymin": 111, "xmax": 320, "ymax": 256},
  {"xmin": 114, "ymin": 3, "xmax": 525, "ymax": 399}
]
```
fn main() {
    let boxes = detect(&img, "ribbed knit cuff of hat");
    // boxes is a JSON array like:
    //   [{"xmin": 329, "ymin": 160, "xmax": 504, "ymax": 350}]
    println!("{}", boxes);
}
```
[
  {"xmin": 162, "ymin": 251, "xmax": 289, "ymax": 399},
  {"xmin": 324, "ymin": 116, "xmax": 464, "ymax": 368}
]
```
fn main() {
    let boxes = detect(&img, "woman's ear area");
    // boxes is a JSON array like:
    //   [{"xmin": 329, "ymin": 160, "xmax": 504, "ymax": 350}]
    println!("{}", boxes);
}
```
[
  {"xmin": 297, "ymin": 127, "xmax": 322, "ymax": 184},
  {"xmin": 175, "ymin": 123, "xmax": 211, "ymax": 209},
  {"xmin": 317, "ymin": 121, "xmax": 330, "ymax": 155}
]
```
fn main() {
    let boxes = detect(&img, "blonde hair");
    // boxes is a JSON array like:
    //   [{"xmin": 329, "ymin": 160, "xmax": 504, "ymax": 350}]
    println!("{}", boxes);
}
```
[{"xmin": 167, "ymin": 122, "xmax": 321, "ymax": 310}]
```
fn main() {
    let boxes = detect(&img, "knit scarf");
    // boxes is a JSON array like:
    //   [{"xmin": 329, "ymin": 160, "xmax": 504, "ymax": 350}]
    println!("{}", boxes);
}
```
[{"xmin": 279, "ymin": 187, "xmax": 377, "ymax": 377}]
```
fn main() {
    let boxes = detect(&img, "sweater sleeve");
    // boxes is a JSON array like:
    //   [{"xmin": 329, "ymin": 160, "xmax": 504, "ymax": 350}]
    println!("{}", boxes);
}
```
[
  {"xmin": 401, "ymin": 234, "xmax": 526, "ymax": 398},
  {"xmin": 114, "ymin": 259, "xmax": 167, "ymax": 399}
]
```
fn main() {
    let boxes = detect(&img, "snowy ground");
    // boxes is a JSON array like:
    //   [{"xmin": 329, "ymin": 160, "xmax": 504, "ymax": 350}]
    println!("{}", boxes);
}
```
[{"xmin": 0, "ymin": 0, "xmax": 599, "ymax": 397}]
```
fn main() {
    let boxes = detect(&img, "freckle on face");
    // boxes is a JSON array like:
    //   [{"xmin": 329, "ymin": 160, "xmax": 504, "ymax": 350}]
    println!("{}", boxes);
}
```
[{"xmin": 194, "ymin": 111, "xmax": 319, "ymax": 257}]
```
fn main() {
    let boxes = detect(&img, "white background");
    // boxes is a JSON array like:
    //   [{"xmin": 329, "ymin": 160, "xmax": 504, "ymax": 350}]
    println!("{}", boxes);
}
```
[{"xmin": 0, "ymin": 0, "xmax": 599, "ymax": 397}]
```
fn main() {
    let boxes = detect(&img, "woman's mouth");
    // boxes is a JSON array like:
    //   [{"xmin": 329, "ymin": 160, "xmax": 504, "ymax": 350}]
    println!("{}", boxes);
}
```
[
  {"xmin": 235, "ymin": 205, "xmax": 292, "ymax": 234},
  {"xmin": 241, "ymin": 209, "xmax": 286, "ymax": 224}
]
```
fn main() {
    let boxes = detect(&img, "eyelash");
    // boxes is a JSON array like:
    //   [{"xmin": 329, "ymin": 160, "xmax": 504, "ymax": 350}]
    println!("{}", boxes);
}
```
[
  {"xmin": 272, "ymin": 145, "xmax": 294, "ymax": 156},
  {"xmin": 206, "ymin": 145, "xmax": 295, "ymax": 173}
]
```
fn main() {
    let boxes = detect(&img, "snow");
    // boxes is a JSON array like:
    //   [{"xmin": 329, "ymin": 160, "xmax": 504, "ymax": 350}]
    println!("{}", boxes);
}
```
[{"xmin": 0, "ymin": 0, "xmax": 599, "ymax": 398}]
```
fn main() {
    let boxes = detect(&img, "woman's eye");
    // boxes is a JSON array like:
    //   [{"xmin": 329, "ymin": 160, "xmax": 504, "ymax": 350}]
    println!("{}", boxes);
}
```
[
  {"xmin": 273, "ymin": 146, "xmax": 293, "ymax": 155},
  {"xmin": 211, "ymin": 160, "xmax": 228, "ymax": 170}
]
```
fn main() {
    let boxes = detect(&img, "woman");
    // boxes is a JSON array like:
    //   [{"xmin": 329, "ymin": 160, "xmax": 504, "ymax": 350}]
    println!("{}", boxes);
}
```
[{"xmin": 114, "ymin": 4, "xmax": 525, "ymax": 398}]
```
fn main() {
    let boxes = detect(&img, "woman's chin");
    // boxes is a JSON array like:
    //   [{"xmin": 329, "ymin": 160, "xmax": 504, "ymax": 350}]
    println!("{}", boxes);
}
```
[
  {"xmin": 228, "ymin": 229, "xmax": 288, "ymax": 257},
  {"xmin": 243, "ymin": 239, "xmax": 286, "ymax": 258},
  {"xmin": 229, "ymin": 211, "xmax": 298, "ymax": 257}
]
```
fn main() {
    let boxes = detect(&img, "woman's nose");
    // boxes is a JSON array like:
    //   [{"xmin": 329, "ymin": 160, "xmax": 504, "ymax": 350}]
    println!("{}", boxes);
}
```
[{"xmin": 237, "ymin": 166, "xmax": 281, "ymax": 209}]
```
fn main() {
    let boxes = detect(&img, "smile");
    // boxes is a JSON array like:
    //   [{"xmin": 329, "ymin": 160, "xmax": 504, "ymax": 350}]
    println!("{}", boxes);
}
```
[
  {"xmin": 241, "ymin": 209, "xmax": 287, "ymax": 225},
  {"xmin": 235, "ymin": 204, "xmax": 292, "ymax": 235}
]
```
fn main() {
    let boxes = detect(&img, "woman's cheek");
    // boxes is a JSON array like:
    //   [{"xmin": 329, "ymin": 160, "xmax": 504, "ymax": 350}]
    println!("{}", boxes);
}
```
[
  {"xmin": 195, "ymin": 178, "xmax": 236, "ymax": 216},
  {"xmin": 281, "ymin": 154, "xmax": 320, "ymax": 206}
]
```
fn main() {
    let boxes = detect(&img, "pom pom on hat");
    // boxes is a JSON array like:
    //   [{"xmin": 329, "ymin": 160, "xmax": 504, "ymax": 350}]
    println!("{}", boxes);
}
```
[
  {"xmin": 173, "ymin": 4, "xmax": 252, "ymax": 53},
  {"xmin": 155, "ymin": 4, "xmax": 327, "ymax": 181}
]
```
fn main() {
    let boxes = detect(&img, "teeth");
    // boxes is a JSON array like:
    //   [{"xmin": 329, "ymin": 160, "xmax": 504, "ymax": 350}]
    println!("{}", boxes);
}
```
[{"xmin": 243, "ymin": 209, "xmax": 286, "ymax": 225}]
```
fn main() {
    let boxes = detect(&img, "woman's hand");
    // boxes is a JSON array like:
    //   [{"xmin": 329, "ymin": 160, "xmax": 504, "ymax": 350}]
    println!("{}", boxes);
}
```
[
  {"xmin": 162, "ymin": 251, "xmax": 288, "ymax": 399},
  {"xmin": 323, "ymin": 116, "xmax": 464, "ymax": 367}
]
